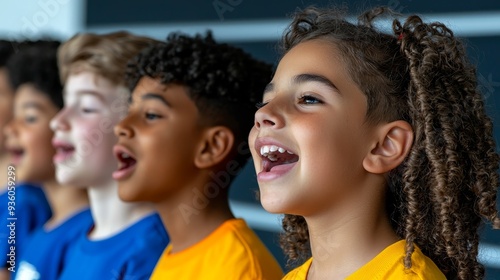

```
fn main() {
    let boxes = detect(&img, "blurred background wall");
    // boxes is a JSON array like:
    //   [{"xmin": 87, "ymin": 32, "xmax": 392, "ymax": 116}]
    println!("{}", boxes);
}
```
[{"xmin": 1, "ymin": 0, "xmax": 499, "ymax": 278}]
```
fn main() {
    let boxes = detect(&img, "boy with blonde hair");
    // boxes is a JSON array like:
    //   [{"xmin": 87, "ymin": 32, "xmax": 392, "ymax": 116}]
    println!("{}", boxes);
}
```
[{"xmin": 51, "ymin": 32, "xmax": 168, "ymax": 279}]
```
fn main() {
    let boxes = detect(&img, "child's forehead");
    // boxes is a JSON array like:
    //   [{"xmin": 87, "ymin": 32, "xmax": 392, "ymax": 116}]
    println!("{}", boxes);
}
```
[
  {"xmin": 131, "ymin": 77, "xmax": 191, "ymax": 100},
  {"xmin": 14, "ymin": 84, "xmax": 58, "ymax": 111},
  {"xmin": 64, "ymin": 72, "xmax": 128, "ymax": 99}
]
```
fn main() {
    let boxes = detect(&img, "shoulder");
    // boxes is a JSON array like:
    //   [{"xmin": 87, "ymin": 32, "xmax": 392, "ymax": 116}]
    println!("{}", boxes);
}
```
[
  {"xmin": 116, "ymin": 214, "xmax": 169, "ymax": 265},
  {"xmin": 211, "ymin": 219, "xmax": 283, "ymax": 279},
  {"xmin": 128, "ymin": 214, "xmax": 169, "ymax": 249},
  {"xmin": 348, "ymin": 240, "xmax": 446, "ymax": 280},
  {"xmin": 407, "ymin": 245, "xmax": 446, "ymax": 280},
  {"xmin": 283, "ymin": 258, "xmax": 312, "ymax": 280}
]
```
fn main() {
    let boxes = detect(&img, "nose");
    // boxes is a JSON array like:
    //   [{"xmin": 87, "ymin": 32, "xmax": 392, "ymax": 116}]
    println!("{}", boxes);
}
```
[
  {"xmin": 114, "ymin": 114, "xmax": 134, "ymax": 138},
  {"xmin": 50, "ymin": 108, "xmax": 70, "ymax": 132},
  {"xmin": 254, "ymin": 101, "xmax": 284, "ymax": 130}
]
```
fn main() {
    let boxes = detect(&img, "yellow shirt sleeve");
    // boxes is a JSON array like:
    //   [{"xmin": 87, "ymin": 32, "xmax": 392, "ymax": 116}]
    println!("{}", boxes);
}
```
[{"xmin": 150, "ymin": 218, "xmax": 283, "ymax": 280}]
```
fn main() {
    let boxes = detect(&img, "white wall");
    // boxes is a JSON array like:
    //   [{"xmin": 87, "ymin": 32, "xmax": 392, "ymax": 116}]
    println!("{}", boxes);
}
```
[{"xmin": 0, "ymin": 0, "xmax": 85, "ymax": 40}]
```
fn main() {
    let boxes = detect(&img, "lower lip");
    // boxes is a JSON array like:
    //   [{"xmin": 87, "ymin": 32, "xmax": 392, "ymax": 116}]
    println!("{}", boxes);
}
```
[
  {"xmin": 257, "ymin": 162, "xmax": 297, "ymax": 182},
  {"xmin": 10, "ymin": 154, "xmax": 22, "ymax": 166},
  {"xmin": 53, "ymin": 150, "xmax": 74, "ymax": 164},
  {"xmin": 112, "ymin": 163, "xmax": 136, "ymax": 181}
]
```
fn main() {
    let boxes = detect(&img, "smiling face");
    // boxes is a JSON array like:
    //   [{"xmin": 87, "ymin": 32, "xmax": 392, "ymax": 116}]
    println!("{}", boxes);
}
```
[
  {"xmin": 113, "ymin": 77, "xmax": 204, "ymax": 202},
  {"xmin": 249, "ymin": 39, "xmax": 378, "ymax": 216},
  {"xmin": 4, "ymin": 84, "xmax": 59, "ymax": 182},
  {"xmin": 50, "ymin": 71, "xmax": 129, "ymax": 187}
]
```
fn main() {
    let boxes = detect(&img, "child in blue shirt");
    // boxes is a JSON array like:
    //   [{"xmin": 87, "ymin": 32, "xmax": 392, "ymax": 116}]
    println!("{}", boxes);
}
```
[
  {"xmin": 0, "ymin": 40, "xmax": 52, "ymax": 279},
  {"xmin": 51, "ymin": 32, "xmax": 168, "ymax": 280},
  {"xmin": 3, "ymin": 40, "xmax": 90, "ymax": 280}
]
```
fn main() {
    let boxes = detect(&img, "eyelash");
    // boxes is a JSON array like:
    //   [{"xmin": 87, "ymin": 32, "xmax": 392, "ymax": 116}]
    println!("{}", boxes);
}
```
[
  {"xmin": 298, "ymin": 94, "xmax": 323, "ymax": 105},
  {"xmin": 24, "ymin": 116, "xmax": 37, "ymax": 123},
  {"xmin": 82, "ymin": 108, "xmax": 97, "ymax": 114},
  {"xmin": 255, "ymin": 94, "xmax": 323, "ymax": 109},
  {"xmin": 255, "ymin": 102, "xmax": 268, "ymax": 109},
  {"xmin": 145, "ymin": 112, "xmax": 162, "ymax": 120}
]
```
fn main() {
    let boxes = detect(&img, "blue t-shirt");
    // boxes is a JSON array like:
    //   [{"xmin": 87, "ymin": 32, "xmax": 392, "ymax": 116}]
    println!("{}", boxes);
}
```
[
  {"xmin": 0, "ymin": 183, "xmax": 52, "ymax": 271},
  {"xmin": 59, "ymin": 213, "xmax": 169, "ymax": 280},
  {"xmin": 13, "ymin": 208, "xmax": 93, "ymax": 280}
]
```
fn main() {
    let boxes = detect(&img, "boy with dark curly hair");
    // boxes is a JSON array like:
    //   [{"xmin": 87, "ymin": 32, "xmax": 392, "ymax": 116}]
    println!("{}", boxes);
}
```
[{"xmin": 114, "ymin": 32, "xmax": 283, "ymax": 279}]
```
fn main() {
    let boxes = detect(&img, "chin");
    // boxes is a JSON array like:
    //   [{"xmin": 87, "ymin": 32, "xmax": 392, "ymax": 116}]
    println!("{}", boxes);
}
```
[
  {"xmin": 260, "ymin": 192, "xmax": 288, "ymax": 214},
  {"xmin": 55, "ymin": 168, "xmax": 80, "ymax": 186},
  {"xmin": 117, "ymin": 183, "xmax": 142, "ymax": 202}
]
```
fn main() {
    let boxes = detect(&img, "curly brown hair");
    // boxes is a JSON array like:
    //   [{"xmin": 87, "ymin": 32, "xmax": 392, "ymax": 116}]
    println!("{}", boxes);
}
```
[{"xmin": 279, "ymin": 6, "xmax": 500, "ymax": 280}]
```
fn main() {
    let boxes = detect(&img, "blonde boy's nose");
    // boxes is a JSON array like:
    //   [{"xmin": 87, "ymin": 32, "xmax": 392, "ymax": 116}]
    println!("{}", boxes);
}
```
[{"xmin": 50, "ymin": 110, "xmax": 68, "ymax": 132}]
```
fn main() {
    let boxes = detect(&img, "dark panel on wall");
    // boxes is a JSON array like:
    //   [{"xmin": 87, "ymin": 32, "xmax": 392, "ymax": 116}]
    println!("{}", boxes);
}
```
[{"xmin": 87, "ymin": 0, "xmax": 500, "ymax": 25}]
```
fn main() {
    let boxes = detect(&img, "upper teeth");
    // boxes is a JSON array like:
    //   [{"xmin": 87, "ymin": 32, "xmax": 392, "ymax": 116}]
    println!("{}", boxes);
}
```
[
  {"xmin": 260, "ymin": 145, "xmax": 294, "ymax": 157},
  {"xmin": 121, "ymin": 152, "xmax": 130, "ymax": 159}
]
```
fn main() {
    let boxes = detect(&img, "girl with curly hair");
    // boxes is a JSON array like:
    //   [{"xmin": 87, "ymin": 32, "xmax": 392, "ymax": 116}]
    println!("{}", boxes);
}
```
[{"xmin": 249, "ymin": 6, "xmax": 500, "ymax": 280}]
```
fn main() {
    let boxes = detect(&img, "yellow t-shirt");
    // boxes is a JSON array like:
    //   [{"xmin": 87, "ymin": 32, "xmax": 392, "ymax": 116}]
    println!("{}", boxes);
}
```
[
  {"xmin": 283, "ymin": 240, "xmax": 445, "ymax": 280},
  {"xmin": 150, "ymin": 218, "xmax": 283, "ymax": 280}
]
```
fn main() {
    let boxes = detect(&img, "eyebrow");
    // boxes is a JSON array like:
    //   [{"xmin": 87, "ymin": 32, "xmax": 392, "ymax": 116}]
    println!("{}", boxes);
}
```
[
  {"xmin": 293, "ymin": 73, "xmax": 338, "ymax": 91},
  {"xmin": 141, "ymin": 93, "xmax": 170, "ymax": 107},
  {"xmin": 263, "ymin": 73, "xmax": 339, "ymax": 96},
  {"xmin": 74, "ymin": 90, "xmax": 106, "ymax": 102},
  {"xmin": 21, "ymin": 101, "xmax": 44, "ymax": 110}
]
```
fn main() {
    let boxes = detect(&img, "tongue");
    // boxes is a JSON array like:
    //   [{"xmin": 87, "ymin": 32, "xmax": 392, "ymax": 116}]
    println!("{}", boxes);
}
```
[
  {"xmin": 120, "ymin": 158, "xmax": 136, "ymax": 170},
  {"xmin": 264, "ymin": 155, "xmax": 299, "ymax": 172},
  {"xmin": 269, "ymin": 162, "xmax": 296, "ymax": 172}
]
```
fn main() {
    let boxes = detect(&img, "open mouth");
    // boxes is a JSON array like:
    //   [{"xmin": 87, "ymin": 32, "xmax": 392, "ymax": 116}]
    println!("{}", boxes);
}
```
[
  {"xmin": 116, "ymin": 151, "xmax": 137, "ymax": 171},
  {"xmin": 260, "ymin": 144, "xmax": 299, "ymax": 172},
  {"xmin": 8, "ymin": 147, "xmax": 24, "ymax": 166},
  {"xmin": 53, "ymin": 141, "xmax": 75, "ymax": 164},
  {"xmin": 112, "ymin": 145, "xmax": 137, "ymax": 180}
]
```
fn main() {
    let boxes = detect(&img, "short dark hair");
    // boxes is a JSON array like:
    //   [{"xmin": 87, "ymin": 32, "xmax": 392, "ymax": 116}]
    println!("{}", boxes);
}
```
[
  {"xmin": 6, "ymin": 40, "xmax": 63, "ymax": 109},
  {"xmin": 127, "ymin": 32, "xmax": 273, "ymax": 171},
  {"xmin": 0, "ymin": 40, "xmax": 16, "ymax": 67}
]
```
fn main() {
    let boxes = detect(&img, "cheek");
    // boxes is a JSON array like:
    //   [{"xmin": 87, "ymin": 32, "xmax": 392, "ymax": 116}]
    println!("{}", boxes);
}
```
[
  {"xmin": 248, "ymin": 128, "xmax": 259, "ymax": 161},
  {"xmin": 74, "ymin": 118, "xmax": 118, "ymax": 156},
  {"xmin": 0, "ymin": 107, "xmax": 11, "ymax": 126},
  {"xmin": 26, "ymin": 127, "xmax": 56, "ymax": 166}
]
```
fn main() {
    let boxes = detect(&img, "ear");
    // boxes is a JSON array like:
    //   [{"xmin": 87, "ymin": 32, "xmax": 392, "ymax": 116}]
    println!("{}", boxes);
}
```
[
  {"xmin": 363, "ymin": 120, "xmax": 413, "ymax": 174},
  {"xmin": 194, "ymin": 126, "xmax": 235, "ymax": 169}
]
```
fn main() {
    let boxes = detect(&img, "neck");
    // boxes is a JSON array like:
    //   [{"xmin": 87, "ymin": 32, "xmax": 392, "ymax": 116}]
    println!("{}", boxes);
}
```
[
  {"xmin": 42, "ymin": 179, "xmax": 89, "ymax": 229},
  {"xmin": 87, "ymin": 179, "xmax": 155, "ymax": 240},
  {"xmin": 155, "ymin": 176, "xmax": 234, "ymax": 253},
  {"xmin": 305, "ymin": 178, "xmax": 399, "ymax": 280}
]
